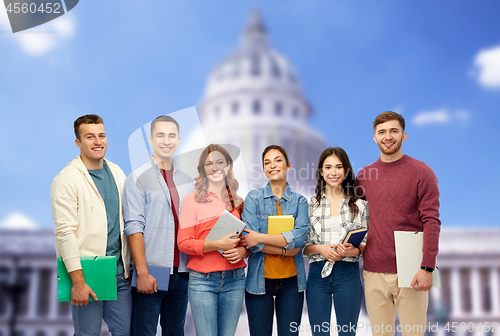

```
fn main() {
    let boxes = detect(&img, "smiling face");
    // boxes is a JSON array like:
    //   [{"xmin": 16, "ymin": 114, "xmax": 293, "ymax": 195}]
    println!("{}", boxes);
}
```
[
  {"xmin": 204, "ymin": 151, "xmax": 230, "ymax": 185},
  {"xmin": 373, "ymin": 119, "xmax": 407, "ymax": 161},
  {"xmin": 321, "ymin": 154, "xmax": 345, "ymax": 190},
  {"xmin": 263, "ymin": 149, "xmax": 290, "ymax": 181},
  {"xmin": 75, "ymin": 123, "xmax": 107, "ymax": 168},
  {"xmin": 149, "ymin": 121, "xmax": 181, "ymax": 165}
]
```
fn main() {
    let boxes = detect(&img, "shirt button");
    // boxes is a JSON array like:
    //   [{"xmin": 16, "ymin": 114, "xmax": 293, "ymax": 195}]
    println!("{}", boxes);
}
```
[{"xmin": 170, "ymin": 254, "xmax": 173, "ymax": 256}]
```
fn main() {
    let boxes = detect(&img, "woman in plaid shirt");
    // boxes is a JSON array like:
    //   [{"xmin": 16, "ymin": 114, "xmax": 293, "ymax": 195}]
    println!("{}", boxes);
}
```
[{"xmin": 303, "ymin": 147, "xmax": 369, "ymax": 336}]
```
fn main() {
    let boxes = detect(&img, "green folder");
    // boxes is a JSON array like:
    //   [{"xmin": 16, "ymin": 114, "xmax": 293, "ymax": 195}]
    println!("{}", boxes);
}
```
[{"xmin": 57, "ymin": 256, "xmax": 117, "ymax": 302}]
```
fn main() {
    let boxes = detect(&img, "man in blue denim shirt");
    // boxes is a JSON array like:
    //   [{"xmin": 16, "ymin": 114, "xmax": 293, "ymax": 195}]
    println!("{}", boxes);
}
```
[{"xmin": 123, "ymin": 115, "xmax": 194, "ymax": 336}]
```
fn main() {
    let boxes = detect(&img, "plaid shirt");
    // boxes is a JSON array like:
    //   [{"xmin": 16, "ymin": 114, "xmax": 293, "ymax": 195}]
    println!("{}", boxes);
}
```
[{"xmin": 305, "ymin": 194, "xmax": 369, "ymax": 277}]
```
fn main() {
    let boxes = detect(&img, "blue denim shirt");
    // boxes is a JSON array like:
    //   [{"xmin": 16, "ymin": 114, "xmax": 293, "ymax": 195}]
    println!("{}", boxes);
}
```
[
  {"xmin": 242, "ymin": 183, "xmax": 309, "ymax": 294},
  {"xmin": 123, "ymin": 157, "xmax": 194, "ymax": 273}
]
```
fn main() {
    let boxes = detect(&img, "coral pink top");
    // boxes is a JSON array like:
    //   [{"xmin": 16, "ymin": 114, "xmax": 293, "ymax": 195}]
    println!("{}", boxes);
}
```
[{"xmin": 178, "ymin": 191, "xmax": 246, "ymax": 273}]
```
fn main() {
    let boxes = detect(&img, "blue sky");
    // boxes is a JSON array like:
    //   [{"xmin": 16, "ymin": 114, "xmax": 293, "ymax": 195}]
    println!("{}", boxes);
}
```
[{"xmin": 0, "ymin": 0, "xmax": 499, "ymax": 229}]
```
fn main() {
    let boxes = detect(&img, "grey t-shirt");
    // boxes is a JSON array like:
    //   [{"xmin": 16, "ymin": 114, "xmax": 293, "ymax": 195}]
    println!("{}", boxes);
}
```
[{"xmin": 88, "ymin": 161, "xmax": 124, "ymax": 275}]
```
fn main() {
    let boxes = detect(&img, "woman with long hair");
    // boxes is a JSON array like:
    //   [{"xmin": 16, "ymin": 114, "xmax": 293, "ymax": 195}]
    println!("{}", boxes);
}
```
[
  {"xmin": 303, "ymin": 147, "xmax": 369, "ymax": 336},
  {"xmin": 178, "ymin": 144, "xmax": 248, "ymax": 336},
  {"xmin": 240, "ymin": 145, "xmax": 309, "ymax": 336}
]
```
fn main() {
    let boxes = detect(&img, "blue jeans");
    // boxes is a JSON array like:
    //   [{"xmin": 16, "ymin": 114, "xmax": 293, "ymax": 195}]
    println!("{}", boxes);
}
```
[
  {"xmin": 245, "ymin": 276, "xmax": 304, "ymax": 336},
  {"xmin": 188, "ymin": 268, "xmax": 246, "ymax": 336},
  {"xmin": 71, "ymin": 273, "xmax": 132, "ymax": 336},
  {"xmin": 131, "ymin": 269, "xmax": 189, "ymax": 336},
  {"xmin": 306, "ymin": 261, "xmax": 363, "ymax": 336}
]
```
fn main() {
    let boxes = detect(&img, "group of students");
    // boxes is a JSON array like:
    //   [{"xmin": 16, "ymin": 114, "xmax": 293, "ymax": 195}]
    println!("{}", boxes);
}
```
[
  {"xmin": 178, "ymin": 142, "xmax": 368, "ymax": 336},
  {"xmin": 52, "ymin": 111, "xmax": 440, "ymax": 336}
]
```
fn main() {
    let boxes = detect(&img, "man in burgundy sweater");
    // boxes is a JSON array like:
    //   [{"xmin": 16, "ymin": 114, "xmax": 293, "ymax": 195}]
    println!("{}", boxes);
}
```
[{"xmin": 356, "ymin": 111, "xmax": 440, "ymax": 336}]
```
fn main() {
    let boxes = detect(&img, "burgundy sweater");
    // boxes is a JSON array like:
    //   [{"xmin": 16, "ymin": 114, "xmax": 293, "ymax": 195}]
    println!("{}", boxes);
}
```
[{"xmin": 356, "ymin": 155, "xmax": 440, "ymax": 273}]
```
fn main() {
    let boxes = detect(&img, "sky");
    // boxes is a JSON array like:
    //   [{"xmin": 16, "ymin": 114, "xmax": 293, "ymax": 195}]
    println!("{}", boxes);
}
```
[{"xmin": 0, "ymin": 0, "xmax": 499, "ymax": 230}]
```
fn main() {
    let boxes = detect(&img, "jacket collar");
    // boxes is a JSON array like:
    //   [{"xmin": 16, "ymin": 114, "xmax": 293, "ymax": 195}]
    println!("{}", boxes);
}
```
[
  {"xmin": 70, "ymin": 155, "xmax": 109, "ymax": 173},
  {"xmin": 69, "ymin": 155, "xmax": 107, "ymax": 197},
  {"xmin": 264, "ymin": 182, "xmax": 292, "ymax": 202}
]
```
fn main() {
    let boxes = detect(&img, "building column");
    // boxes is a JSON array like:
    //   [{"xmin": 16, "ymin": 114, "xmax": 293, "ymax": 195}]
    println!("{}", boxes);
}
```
[
  {"xmin": 430, "ymin": 286, "xmax": 442, "ymax": 305},
  {"xmin": 490, "ymin": 268, "xmax": 500, "ymax": 316},
  {"xmin": 450, "ymin": 268, "xmax": 463, "ymax": 317},
  {"xmin": 48, "ymin": 268, "xmax": 59, "ymax": 319},
  {"xmin": 26, "ymin": 267, "xmax": 40, "ymax": 319},
  {"xmin": 470, "ymin": 268, "xmax": 483, "ymax": 317}
]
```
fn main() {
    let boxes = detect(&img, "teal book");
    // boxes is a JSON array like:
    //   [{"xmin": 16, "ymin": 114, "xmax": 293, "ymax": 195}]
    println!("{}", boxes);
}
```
[{"xmin": 57, "ymin": 256, "xmax": 117, "ymax": 302}]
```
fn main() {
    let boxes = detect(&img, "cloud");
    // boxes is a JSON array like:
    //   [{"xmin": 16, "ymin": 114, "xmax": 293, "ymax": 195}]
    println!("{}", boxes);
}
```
[
  {"xmin": 413, "ymin": 108, "xmax": 470, "ymax": 127},
  {"xmin": 391, "ymin": 106, "xmax": 404, "ymax": 114},
  {"xmin": 0, "ymin": 212, "xmax": 38, "ymax": 230},
  {"xmin": 0, "ymin": 9, "xmax": 76, "ymax": 56},
  {"xmin": 472, "ymin": 44, "xmax": 500, "ymax": 89}
]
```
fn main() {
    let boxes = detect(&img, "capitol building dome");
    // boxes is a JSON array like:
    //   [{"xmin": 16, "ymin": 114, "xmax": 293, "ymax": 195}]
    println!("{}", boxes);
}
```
[
  {"xmin": 198, "ymin": 11, "xmax": 326, "ymax": 194},
  {"xmin": 203, "ymin": 12, "xmax": 306, "ymax": 104}
]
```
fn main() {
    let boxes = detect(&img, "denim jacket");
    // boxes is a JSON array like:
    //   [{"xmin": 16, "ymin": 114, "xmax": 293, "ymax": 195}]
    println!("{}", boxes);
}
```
[
  {"xmin": 123, "ymin": 157, "xmax": 194, "ymax": 273},
  {"xmin": 242, "ymin": 183, "xmax": 309, "ymax": 294}
]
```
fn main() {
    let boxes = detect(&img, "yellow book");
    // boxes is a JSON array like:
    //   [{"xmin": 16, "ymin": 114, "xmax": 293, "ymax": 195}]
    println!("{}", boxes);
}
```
[{"xmin": 267, "ymin": 215, "xmax": 294, "ymax": 234}]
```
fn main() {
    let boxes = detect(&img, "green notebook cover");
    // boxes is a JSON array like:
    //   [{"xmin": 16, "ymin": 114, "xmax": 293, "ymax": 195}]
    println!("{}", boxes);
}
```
[{"xmin": 57, "ymin": 256, "xmax": 117, "ymax": 302}]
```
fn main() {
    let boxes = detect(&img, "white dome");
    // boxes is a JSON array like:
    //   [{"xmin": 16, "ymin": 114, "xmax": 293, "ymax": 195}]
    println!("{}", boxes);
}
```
[
  {"xmin": 202, "ymin": 11, "xmax": 307, "ymax": 109},
  {"xmin": 197, "ymin": 11, "xmax": 325, "ymax": 196}
]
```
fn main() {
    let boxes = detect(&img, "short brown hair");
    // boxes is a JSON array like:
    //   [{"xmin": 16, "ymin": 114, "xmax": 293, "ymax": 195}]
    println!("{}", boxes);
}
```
[
  {"xmin": 74, "ymin": 114, "xmax": 104, "ymax": 140},
  {"xmin": 151, "ymin": 115, "xmax": 180, "ymax": 136},
  {"xmin": 373, "ymin": 111, "xmax": 405, "ymax": 132}
]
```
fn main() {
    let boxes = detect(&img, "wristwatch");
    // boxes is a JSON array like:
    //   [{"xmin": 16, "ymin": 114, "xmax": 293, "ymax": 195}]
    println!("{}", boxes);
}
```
[{"xmin": 421, "ymin": 266, "xmax": 434, "ymax": 273}]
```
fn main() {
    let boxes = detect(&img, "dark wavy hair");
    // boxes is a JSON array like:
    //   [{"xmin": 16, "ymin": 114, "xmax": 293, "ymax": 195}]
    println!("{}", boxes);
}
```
[
  {"xmin": 261, "ymin": 145, "xmax": 290, "ymax": 167},
  {"xmin": 314, "ymin": 147, "xmax": 359, "ymax": 221},
  {"xmin": 194, "ymin": 144, "xmax": 244, "ymax": 214}
]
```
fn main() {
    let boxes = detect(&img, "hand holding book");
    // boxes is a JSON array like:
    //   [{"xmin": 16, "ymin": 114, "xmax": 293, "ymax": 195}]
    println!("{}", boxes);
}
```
[
  {"xmin": 336, "ymin": 243, "xmax": 361, "ymax": 257},
  {"xmin": 317, "ymin": 244, "xmax": 343, "ymax": 262}
]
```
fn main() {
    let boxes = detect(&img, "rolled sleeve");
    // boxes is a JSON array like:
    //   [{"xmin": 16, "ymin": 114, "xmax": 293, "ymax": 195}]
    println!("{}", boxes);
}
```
[
  {"xmin": 303, "ymin": 200, "xmax": 317, "ymax": 250},
  {"xmin": 303, "ymin": 226, "xmax": 315, "ymax": 249},
  {"xmin": 281, "ymin": 231, "xmax": 295, "ymax": 249},
  {"xmin": 360, "ymin": 202, "xmax": 369, "ymax": 245},
  {"xmin": 123, "ymin": 173, "xmax": 146, "ymax": 237},
  {"xmin": 284, "ymin": 196, "xmax": 309, "ymax": 249},
  {"xmin": 241, "ymin": 193, "xmax": 265, "ymax": 253}
]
